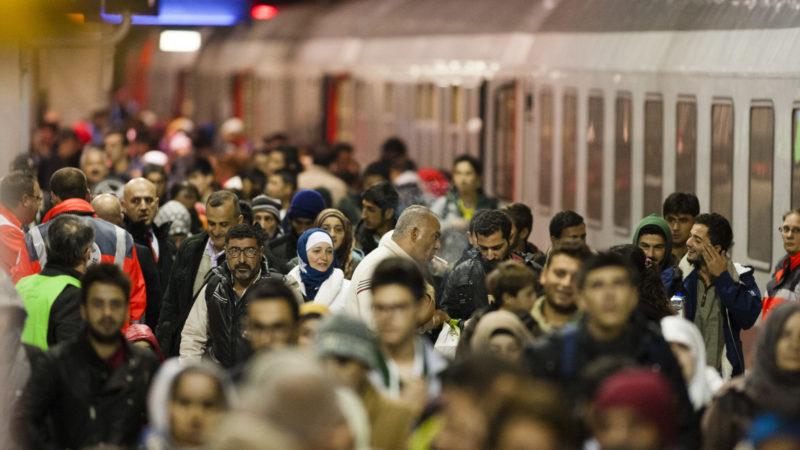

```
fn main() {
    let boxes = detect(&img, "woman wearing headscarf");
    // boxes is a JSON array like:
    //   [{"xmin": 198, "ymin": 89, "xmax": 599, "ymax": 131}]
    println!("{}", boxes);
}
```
[
  {"xmin": 144, "ymin": 359, "xmax": 236, "ymax": 449},
  {"xmin": 470, "ymin": 310, "xmax": 534, "ymax": 362},
  {"xmin": 702, "ymin": 302, "xmax": 800, "ymax": 449},
  {"xmin": 660, "ymin": 316, "xmax": 723, "ymax": 412},
  {"xmin": 285, "ymin": 228, "xmax": 350, "ymax": 313},
  {"xmin": 314, "ymin": 208, "xmax": 364, "ymax": 279}
]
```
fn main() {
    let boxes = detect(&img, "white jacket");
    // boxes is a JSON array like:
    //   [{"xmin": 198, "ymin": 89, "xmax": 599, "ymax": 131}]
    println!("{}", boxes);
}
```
[
  {"xmin": 286, "ymin": 266, "xmax": 349, "ymax": 314},
  {"xmin": 345, "ymin": 231, "xmax": 415, "ymax": 327}
]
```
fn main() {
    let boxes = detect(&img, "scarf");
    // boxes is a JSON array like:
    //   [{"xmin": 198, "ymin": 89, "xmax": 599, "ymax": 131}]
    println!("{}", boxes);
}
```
[
  {"xmin": 745, "ymin": 302, "xmax": 800, "ymax": 416},
  {"xmin": 660, "ymin": 315, "xmax": 722, "ymax": 410},
  {"xmin": 297, "ymin": 228, "xmax": 338, "ymax": 301}
]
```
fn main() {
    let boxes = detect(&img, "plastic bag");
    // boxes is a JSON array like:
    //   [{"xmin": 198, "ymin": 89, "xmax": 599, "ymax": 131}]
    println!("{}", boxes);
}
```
[{"xmin": 434, "ymin": 320, "xmax": 460, "ymax": 360}]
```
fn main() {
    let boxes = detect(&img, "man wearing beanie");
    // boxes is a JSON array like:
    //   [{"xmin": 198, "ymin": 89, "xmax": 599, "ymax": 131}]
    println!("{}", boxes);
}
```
[
  {"xmin": 315, "ymin": 315, "xmax": 416, "ymax": 450},
  {"xmin": 269, "ymin": 189, "xmax": 325, "ymax": 265},
  {"xmin": 251, "ymin": 194, "xmax": 282, "ymax": 241},
  {"xmin": 589, "ymin": 368, "xmax": 677, "ymax": 450}
]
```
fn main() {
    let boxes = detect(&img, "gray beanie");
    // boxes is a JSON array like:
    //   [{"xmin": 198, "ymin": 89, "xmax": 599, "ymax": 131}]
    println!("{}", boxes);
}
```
[
  {"xmin": 314, "ymin": 315, "xmax": 380, "ymax": 369},
  {"xmin": 251, "ymin": 195, "xmax": 281, "ymax": 220}
]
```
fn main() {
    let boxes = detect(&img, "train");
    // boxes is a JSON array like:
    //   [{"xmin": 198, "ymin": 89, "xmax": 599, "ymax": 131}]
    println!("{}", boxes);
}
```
[{"xmin": 132, "ymin": 0, "xmax": 800, "ymax": 286}]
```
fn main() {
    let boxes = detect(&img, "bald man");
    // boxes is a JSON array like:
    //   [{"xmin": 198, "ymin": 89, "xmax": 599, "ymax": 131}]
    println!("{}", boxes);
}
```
[
  {"xmin": 94, "ymin": 192, "xmax": 163, "ymax": 331},
  {"xmin": 121, "ymin": 178, "xmax": 176, "ymax": 329},
  {"xmin": 91, "ymin": 193, "xmax": 124, "ymax": 226}
]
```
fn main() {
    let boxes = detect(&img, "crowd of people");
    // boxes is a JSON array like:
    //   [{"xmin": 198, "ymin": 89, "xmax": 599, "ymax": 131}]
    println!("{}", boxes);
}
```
[{"xmin": 1, "ymin": 112, "xmax": 800, "ymax": 450}]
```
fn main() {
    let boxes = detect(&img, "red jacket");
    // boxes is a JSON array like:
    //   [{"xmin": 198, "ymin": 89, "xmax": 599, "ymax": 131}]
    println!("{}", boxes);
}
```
[
  {"xmin": 0, "ymin": 204, "xmax": 25, "ymax": 277},
  {"xmin": 13, "ymin": 198, "xmax": 148, "ymax": 323}
]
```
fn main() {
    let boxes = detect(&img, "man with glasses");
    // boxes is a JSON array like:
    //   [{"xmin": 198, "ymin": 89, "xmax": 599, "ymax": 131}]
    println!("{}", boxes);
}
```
[
  {"xmin": 180, "ymin": 223, "xmax": 275, "ymax": 368},
  {"xmin": 763, "ymin": 209, "xmax": 800, "ymax": 320},
  {"xmin": 0, "ymin": 171, "xmax": 40, "ymax": 275},
  {"xmin": 664, "ymin": 213, "xmax": 761, "ymax": 379}
]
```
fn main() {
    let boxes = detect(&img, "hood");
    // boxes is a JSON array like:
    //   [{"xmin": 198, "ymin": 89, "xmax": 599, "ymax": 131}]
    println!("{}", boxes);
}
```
[
  {"xmin": 147, "ymin": 359, "xmax": 236, "ymax": 438},
  {"xmin": 471, "ymin": 310, "xmax": 534, "ymax": 353},
  {"xmin": 633, "ymin": 214, "xmax": 673, "ymax": 268},
  {"xmin": 124, "ymin": 324, "xmax": 164, "ymax": 361},
  {"xmin": 42, "ymin": 198, "xmax": 96, "ymax": 223}
]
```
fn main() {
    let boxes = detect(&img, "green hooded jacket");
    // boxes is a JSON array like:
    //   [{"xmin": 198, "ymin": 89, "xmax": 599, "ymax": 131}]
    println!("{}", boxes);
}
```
[{"xmin": 632, "ymin": 214, "xmax": 674, "ymax": 269}]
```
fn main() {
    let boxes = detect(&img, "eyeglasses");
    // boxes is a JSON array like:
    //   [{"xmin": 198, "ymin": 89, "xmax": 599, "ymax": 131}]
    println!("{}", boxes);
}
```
[
  {"xmin": 371, "ymin": 302, "xmax": 413, "ymax": 315},
  {"xmin": 226, "ymin": 246, "xmax": 259, "ymax": 258},
  {"xmin": 779, "ymin": 226, "xmax": 800, "ymax": 235}
]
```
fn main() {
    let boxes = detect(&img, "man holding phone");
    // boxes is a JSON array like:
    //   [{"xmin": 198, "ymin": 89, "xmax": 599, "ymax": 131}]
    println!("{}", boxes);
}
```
[{"xmin": 665, "ymin": 213, "xmax": 761, "ymax": 379}]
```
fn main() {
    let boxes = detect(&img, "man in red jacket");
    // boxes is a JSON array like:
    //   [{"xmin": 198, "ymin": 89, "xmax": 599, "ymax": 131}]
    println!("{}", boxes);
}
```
[
  {"xmin": 0, "ymin": 171, "xmax": 41, "ymax": 275},
  {"xmin": 13, "ymin": 167, "xmax": 147, "ymax": 324}
]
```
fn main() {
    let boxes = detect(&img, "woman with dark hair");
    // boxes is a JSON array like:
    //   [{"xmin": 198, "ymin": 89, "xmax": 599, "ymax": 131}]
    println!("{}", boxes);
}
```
[
  {"xmin": 609, "ymin": 244, "xmax": 676, "ymax": 322},
  {"xmin": 314, "ymin": 208, "xmax": 364, "ymax": 279},
  {"xmin": 431, "ymin": 154, "xmax": 498, "ymax": 232},
  {"xmin": 702, "ymin": 302, "xmax": 800, "ymax": 449}
]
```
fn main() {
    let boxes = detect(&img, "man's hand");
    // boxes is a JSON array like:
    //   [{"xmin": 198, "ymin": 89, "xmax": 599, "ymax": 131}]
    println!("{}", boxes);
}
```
[{"xmin": 702, "ymin": 241, "xmax": 727, "ymax": 278}]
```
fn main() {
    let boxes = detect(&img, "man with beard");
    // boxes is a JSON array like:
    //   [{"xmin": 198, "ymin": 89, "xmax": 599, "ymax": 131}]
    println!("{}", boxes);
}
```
[
  {"xmin": 18, "ymin": 264, "xmax": 160, "ymax": 449},
  {"xmin": 530, "ymin": 241, "xmax": 592, "ymax": 335},
  {"xmin": 439, "ymin": 210, "xmax": 514, "ymax": 321},
  {"xmin": 180, "ymin": 223, "xmax": 275, "ymax": 368},
  {"xmin": 354, "ymin": 182, "xmax": 398, "ymax": 255},
  {"xmin": 122, "ymin": 178, "xmax": 175, "ymax": 329},
  {"xmin": 665, "ymin": 213, "xmax": 761, "ymax": 378}
]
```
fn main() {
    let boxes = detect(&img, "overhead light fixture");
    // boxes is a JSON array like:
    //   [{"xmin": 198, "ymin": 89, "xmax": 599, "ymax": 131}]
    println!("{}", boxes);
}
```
[{"xmin": 159, "ymin": 30, "xmax": 201, "ymax": 52}]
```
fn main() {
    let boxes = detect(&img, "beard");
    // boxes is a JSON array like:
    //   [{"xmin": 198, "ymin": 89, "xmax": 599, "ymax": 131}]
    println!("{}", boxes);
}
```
[
  {"xmin": 480, "ymin": 257, "xmax": 500, "ymax": 274},
  {"xmin": 544, "ymin": 294, "xmax": 578, "ymax": 315},
  {"xmin": 233, "ymin": 263, "xmax": 258, "ymax": 282},
  {"xmin": 86, "ymin": 321, "xmax": 122, "ymax": 344}
]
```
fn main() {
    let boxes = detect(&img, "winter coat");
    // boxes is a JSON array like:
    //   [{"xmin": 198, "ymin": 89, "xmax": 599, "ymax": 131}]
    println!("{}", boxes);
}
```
[
  {"xmin": 525, "ymin": 313, "xmax": 700, "ymax": 449},
  {"xmin": 354, "ymin": 219, "xmax": 380, "ymax": 255},
  {"xmin": 180, "ymin": 258, "xmax": 273, "ymax": 368},
  {"xmin": 701, "ymin": 377, "xmax": 760, "ymax": 450},
  {"xmin": 438, "ymin": 252, "xmax": 488, "ymax": 321},
  {"xmin": 123, "ymin": 215, "xmax": 176, "ymax": 328},
  {"xmin": 156, "ymin": 231, "xmax": 211, "ymax": 357},
  {"xmin": 13, "ymin": 198, "xmax": 147, "ymax": 323},
  {"xmin": 0, "ymin": 204, "xmax": 25, "ymax": 277},
  {"xmin": 762, "ymin": 252, "xmax": 800, "ymax": 320},
  {"xmin": 430, "ymin": 188, "xmax": 498, "ymax": 230},
  {"xmin": 17, "ymin": 334, "xmax": 159, "ymax": 449},
  {"xmin": 664, "ymin": 256, "xmax": 762, "ymax": 376}
]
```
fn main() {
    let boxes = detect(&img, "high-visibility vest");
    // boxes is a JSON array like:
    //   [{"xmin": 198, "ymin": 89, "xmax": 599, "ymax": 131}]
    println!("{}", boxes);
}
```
[{"xmin": 16, "ymin": 274, "xmax": 81, "ymax": 350}]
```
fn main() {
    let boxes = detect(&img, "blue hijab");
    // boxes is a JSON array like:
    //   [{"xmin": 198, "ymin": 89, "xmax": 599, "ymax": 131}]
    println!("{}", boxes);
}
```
[{"xmin": 297, "ymin": 228, "xmax": 339, "ymax": 301}]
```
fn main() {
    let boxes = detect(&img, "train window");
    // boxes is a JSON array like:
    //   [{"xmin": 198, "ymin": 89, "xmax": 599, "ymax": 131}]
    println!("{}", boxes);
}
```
[
  {"xmin": 587, "ymin": 95, "xmax": 604, "ymax": 222},
  {"xmin": 710, "ymin": 102, "xmax": 734, "ymax": 221},
  {"xmin": 792, "ymin": 108, "xmax": 800, "ymax": 209},
  {"xmin": 562, "ymin": 91, "xmax": 578, "ymax": 211},
  {"xmin": 451, "ymin": 86, "xmax": 463, "ymax": 125},
  {"xmin": 493, "ymin": 83, "xmax": 516, "ymax": 201},
  {"xmin": 643, "ymin": 97, "xmax": 663, "ymax": 215},
  {"xmin": 675, "ymin": 99, "xmax": 697, "ymax": 194},
  {"xmin": 614, "ymin": 95, "xmax": 632, "ymax": 230},
  {"xmin": 748, "ymin": 104, "xmax": 774, "ymax": 263},
  {"xmin": 383, "ymin": 83, "xmax": 394, "ymax": 114},
  {"xmin": 539, "ymin": 89, "xmax": 554, "ymax": 207}
]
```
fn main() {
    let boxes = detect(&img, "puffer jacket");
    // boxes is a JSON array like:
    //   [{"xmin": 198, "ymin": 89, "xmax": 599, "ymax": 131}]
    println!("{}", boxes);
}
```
[
  {"xmin": 183, "ymin": 258, "xmax": 273, "ymax": 368},
  {"xmin": 438, "ymin": 251, "xmax": 488, "ymax": 321}
]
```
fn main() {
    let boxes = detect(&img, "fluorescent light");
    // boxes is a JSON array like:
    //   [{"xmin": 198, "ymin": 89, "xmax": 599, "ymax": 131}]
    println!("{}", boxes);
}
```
[{"xmin": 159, "ymin": 30, "xmax": 201, "ymax": 52}]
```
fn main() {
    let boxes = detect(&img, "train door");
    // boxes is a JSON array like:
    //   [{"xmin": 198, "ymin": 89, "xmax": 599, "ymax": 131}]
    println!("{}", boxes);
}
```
[
  {"xmin": 322, "ymin": 73, "xmax": 355, "ymax": 144},
  {"xmin": 413, "ymin": 82, "xmax": 440, "ymax": 168},
  {"xmin": 231, "ymin": 70, "xmax": 255, "ymax": 136}
]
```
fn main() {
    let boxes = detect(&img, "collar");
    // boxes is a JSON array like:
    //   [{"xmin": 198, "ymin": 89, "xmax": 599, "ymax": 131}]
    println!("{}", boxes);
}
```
[
  {"xmin": 383, "ymin": 231, "xmax": 414, "ymax": 260},
  {"xmin": 0, "ymin": 204, "xmax": 22, "ymax": 230},
  {"xmin": 42, "ymin": 198, "xmax": 96, "ymax": 223},
  {"xmin": 205, "ymin": 238, "xmax": 224, "ymax": 267},
  {"xmin": 41, "ymin": 263, "xmax": 83, "ymax": 279}
]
